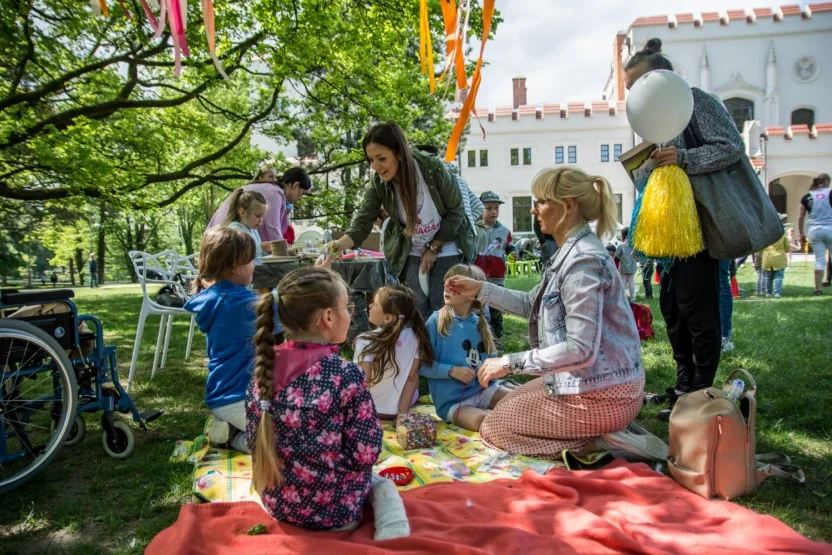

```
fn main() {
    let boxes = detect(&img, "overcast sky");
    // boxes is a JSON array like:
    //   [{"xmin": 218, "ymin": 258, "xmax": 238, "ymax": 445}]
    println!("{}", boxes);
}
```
[{"xmin": 476, "ymin": 0, "xmax": 772, "ymax": 108}]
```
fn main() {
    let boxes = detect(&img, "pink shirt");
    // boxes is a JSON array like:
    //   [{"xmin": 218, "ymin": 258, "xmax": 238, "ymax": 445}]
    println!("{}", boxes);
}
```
[{"xmin": 207, "ymin": 182, "xmax": 289, "ymax": 242}]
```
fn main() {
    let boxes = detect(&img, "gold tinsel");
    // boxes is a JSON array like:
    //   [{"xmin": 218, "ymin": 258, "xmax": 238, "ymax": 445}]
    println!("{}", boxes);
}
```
[{"xmin": 632, "ymin": 165, "xmax": 703, "ymax": 258}]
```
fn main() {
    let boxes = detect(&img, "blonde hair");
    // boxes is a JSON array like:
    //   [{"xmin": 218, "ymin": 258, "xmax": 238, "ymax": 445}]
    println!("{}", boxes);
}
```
[
  {"xmin": 354, "ymin": 286, "xmax": 434, "ymax": 388},
  {"xmin": 437, "ymin": 264, "xmax": 496, "ymax": 355},
  {"xmin": 223, "ymin": 188, "xmax": 267, "ymax": 226},
  {"xmin": 251, "ymin": 267, "xmax": 348, "ymax": 493},
  {"xmin": 531, "ymin": 167, "xmax": 618, "ymax": 241}
]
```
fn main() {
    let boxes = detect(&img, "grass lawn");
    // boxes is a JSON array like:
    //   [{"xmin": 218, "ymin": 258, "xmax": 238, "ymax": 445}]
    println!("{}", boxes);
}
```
[{"xmin": 0, "ymin": 263, "xmax": 830, "ymax": 553}]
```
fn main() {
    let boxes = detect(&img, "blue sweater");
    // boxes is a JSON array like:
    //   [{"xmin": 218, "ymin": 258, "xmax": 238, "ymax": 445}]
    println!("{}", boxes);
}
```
[
  {"xmin": 184, "ymin": 281, "xmax": 258, "ymax": 409},
  {"xmin": 420, "ymin": 310, "xmax": 496, "ymax": 420}
]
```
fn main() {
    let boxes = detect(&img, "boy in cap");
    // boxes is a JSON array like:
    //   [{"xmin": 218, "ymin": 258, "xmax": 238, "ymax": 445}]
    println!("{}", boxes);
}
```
[{"xmin": 474, "ymin": 191, "xmax": 512, "ymax": 348}]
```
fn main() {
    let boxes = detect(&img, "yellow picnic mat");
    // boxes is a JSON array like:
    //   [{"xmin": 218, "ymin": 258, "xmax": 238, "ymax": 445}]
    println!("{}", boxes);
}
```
[{"xmin": 171, "ymin": 402, "xmax": 560, "ymax": 503}]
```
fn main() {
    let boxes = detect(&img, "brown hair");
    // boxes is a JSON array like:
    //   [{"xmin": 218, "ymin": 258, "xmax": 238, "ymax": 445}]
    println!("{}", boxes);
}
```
[
  {"xmin": 251, "ymin": 267, "xmax": 348, "ymax": 492},
  {"xmin": 362, "ymin": 122, "xmax": 418, "ymax": 237},
  {"xmin": 624, "ymin": 38, "xmax": 674, "ymax": 74},
  {"xmin": 223, "ymin": 188, "xmax": 267, "ymax": 226},
  {"xmin": 531, "ymin": 167, "xmax": 619, "ymax": 241},
  {"xmin": 194, "ymin": 227, "xmax": 256, "ymax": 293},
  {"xmin": 437, "ymin": 264, "xmax": 496, "ymax": 355},
  {"xmin": 810, "ymin": 173, "xmax": 831, "ymax": 190},
  {"xmin": 354, "ymin": 285, "xmax": 434, "ymax": 388}
]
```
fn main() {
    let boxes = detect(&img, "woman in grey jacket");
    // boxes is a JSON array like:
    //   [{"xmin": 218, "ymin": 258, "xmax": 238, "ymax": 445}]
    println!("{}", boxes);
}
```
[{"xmin": 447, "ymin": 168, "xmax": 666, "ymax": 461}]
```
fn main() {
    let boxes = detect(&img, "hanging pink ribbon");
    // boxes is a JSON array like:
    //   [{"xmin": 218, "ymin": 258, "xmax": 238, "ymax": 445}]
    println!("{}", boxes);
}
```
[
  {"xmin": 166, "ymin": 0, "xmax": 183, "ymax": 75},
  {"xmin": 201, "ymin": 0, "xmax": 228, "ymax": 78},
  {"xmin": 139, "ymin": 0, "xmax": 159, "ymax": 31},
  {"xmin": 171, "ymin": 0, "xmax": 190, "ymax": 58},
  {"xmin": 153, "ymin": 0, "xmax": 167, "ymax": 40}
]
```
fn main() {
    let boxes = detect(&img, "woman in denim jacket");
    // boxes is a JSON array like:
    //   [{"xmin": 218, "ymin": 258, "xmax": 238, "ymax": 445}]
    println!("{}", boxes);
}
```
[{"xmin": 447, "ymin": 168, "xmax": 667, "ymax": 461}]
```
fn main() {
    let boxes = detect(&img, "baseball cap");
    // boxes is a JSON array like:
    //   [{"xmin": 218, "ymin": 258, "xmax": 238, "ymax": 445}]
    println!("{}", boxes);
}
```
[{"xmin": 480, "ymin": 191, "xmax": 504, "ymax": 204}]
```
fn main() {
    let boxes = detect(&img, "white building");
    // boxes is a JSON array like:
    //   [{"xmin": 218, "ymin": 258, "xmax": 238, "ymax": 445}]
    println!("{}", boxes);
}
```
[{"xmin": 459, "ymin": 3, "xmax": 832, "ymax": 234}]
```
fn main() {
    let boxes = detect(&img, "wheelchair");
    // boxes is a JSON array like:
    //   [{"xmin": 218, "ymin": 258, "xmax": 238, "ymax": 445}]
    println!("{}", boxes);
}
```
[{"xmin": 0, "ymin": 288, "xmax": 163, "ymax": 494}]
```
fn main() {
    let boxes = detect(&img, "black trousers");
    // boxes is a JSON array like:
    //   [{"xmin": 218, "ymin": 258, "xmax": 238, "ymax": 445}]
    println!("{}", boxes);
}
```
[
  {"xmin": 660, "ymin": 251, "xmax": 721, "ymax": 393},
  {"xmin": 641, "ymin": 261, "xmax": 654, "ymax": 298}
]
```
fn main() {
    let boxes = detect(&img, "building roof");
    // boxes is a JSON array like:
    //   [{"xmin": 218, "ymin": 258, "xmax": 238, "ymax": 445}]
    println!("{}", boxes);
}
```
[{"xmin": 631, "ymin": 2, "xmax": 829, "ymax": 27}]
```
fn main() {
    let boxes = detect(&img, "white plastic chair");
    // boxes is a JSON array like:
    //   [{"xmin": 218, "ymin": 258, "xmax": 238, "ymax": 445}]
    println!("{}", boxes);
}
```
[{"xmin": 127, "ymin": 250, "xmax": 197, "ymax": 391}]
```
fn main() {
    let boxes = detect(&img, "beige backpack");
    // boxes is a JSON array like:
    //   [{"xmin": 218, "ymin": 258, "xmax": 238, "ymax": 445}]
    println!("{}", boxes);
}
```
[{"xmin": 667, "ymin": 369, "xmax": 804, "ymax": 500}]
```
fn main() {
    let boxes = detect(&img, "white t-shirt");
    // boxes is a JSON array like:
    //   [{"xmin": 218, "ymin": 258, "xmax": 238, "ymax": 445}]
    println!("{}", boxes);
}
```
[
  {"xmin": 353, "ymin": 327, "xmax": 420, "ymax": 415},
  {"xmin": 394, "ymin": 166, "xmax": 458, "ymax": 257}
]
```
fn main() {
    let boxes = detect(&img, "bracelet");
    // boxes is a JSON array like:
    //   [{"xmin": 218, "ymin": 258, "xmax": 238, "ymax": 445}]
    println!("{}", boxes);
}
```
[{"xmin": 428, "ymin": 241, "xmax": 442, "ymax": 253}]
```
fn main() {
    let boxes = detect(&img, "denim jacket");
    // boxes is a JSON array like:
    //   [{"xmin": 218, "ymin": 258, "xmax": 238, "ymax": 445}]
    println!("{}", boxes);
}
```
[{"xmin": 478, "ymin": 223, "xmax": 643, "ymax": 396}]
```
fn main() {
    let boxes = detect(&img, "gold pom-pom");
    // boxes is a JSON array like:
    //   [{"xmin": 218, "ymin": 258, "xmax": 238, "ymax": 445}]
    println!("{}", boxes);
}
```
[{"xmin": 632, "ymin": 165, "xmax": 703, "ymax": 258}]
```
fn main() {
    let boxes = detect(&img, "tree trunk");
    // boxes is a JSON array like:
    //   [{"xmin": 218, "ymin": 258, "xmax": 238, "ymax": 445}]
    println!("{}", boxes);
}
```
[
  {"xmin": 97, "ymin": 203, "xmax": 106, "ymax": 284},
  {"xmin": 74, "ymin": 248, "xmax": 85, "ymax": 286},
  {"xmin": 68, "ymin": 258, "xmax": 76, "ymax": 286}
]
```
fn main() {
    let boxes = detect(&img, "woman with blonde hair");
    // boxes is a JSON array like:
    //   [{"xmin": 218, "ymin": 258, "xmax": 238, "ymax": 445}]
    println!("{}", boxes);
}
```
[{"xmin": 447, "ymin": 167, "xmax": 666, "ymax": 461}]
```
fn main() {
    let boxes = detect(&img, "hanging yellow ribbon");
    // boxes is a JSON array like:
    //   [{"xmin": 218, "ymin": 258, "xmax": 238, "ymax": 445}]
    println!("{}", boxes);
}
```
[
  {"xmin": 445, "ymin": 0, "xmax": 493, "ymax": 162},
  {"xmin": 632, "ymin": 165, "xmax": 703, "ymax": 258},
  {"xmin": 419, "ymin": 0, "xmax": 436, "ymax": 93}
]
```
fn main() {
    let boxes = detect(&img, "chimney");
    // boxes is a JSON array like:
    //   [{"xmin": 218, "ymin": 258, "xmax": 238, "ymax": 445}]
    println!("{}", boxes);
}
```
[
  {"xmin": 613, "ymin": 32, "xmax": 627, "ymax": 101},
  {"xmin": 512, "ymin": 77, "xmax": 527, "ymax": 108}
]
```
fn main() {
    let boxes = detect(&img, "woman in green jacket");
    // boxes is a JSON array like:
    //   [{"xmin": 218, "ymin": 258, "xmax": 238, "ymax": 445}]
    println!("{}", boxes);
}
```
[{"xmin": 333, "ymin": 122, "xmax": 476, "ymax": 317}]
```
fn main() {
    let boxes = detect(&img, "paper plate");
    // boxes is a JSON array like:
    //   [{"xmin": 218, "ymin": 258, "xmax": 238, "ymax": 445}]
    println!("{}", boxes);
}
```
[{"xmin": 296, "ymin": 230, "xmax": 325, "ymax": 247}]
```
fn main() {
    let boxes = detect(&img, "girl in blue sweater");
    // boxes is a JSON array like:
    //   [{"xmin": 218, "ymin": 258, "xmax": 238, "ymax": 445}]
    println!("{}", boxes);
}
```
[
  {"xmin": 185, "ymin": 227, "xmax": 259, "ymax": 452},
  {"xmin": 421, "ymin": 264, "xmax": 513, "ymax": 431}
]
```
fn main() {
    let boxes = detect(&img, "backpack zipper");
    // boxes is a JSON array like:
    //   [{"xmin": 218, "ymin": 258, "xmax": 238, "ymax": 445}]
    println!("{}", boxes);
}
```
[{"xmin": 711, "ymin": 415, "xmax": 723, "ymax": 496}]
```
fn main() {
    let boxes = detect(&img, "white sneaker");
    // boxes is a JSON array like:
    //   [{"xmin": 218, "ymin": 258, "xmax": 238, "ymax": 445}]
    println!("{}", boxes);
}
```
[
  {"xmin": 206, "ymin": 416, "xmax": 230, "ymax": 445},
  {"xmin": 596, "ymin": 422, "xmax": 668, "ymax": 462},
  {"xmin": 721, "ymin": 337, "xmax": 735, "ymax": 353}
]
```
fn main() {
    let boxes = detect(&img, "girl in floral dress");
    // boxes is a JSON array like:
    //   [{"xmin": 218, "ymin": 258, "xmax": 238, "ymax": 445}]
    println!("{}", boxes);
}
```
[{"xmin": 245, "ymin": 267, "xmax": 409, "ymax": 538}]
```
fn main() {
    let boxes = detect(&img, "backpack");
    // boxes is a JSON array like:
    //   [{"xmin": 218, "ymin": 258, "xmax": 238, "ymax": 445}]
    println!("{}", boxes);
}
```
[
  {"xmin": 156, "ymin": 284, "xmax": 186, "ymax": 308},
  {"xmin": 668, "ymin": 369, "xmax": 804, "ymax": 500},
  {"xmin": 629, "ymin": 301, "xmax": 654, "ymax": 341}
]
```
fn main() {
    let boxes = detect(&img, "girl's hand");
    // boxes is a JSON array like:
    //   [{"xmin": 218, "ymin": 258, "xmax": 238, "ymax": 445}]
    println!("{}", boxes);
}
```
[
  {"xmin": 478, "ymin": 358, "xmax": 509, "ymax": 388},
  {"xmin": 650, "ymin": 146, "xmax": 680, "ymax": 167},
  {"xmin": 445, "ymin": 276, "xmax": 483, "ymax": 300},
  {"xmin": 420, "ymin": 248, "xmax": 438, "ymax": 274},
  {"xmin": 261, "ymin": 241, "xmax": 273, "ymax": 254},
  {"xmin": 449, "ymin": 366, "xmax": 477, "ymax": 384}
]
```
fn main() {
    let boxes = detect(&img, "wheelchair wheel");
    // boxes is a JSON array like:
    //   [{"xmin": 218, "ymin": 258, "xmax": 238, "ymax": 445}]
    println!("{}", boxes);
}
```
[
  {"xmin": 102, "ymin": 421, "xmax": 135, "ymax": 459},
  {"xmin": 51, "ymin": 415, "xmax": 86, "ymax": 446},
  {"xmin": 0, "ymin": 319, "xmax": 78, "ymax": 494}
]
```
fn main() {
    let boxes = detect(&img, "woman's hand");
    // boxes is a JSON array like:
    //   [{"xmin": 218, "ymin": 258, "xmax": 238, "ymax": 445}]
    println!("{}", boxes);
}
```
[
  {"xmin": 420, "ymin": 248, "xmax": 438, "ymax": 274},
  {"xmin": 478, "ymin": 358, "xmax": 509, "ymax": 388},
  {"xmin": 315, "ymin": 254, "xmax": 332, "ymax": 269},
  {"xmin": 650, "ymin": 146, "xmax": 680, "ymax": 167},
  {"xmin": 449, "ymin": 366, "xmax": 477, "ymax": 384},
  {"xmin": 444, "ymin": 276, "xmax": 484, "ymax": 300}
]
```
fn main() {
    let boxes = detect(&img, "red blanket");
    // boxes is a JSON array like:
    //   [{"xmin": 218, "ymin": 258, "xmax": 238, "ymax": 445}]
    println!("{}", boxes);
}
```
[{"xmin": 148, "ymin": 461, "xmax": 829, "ymax": 554}]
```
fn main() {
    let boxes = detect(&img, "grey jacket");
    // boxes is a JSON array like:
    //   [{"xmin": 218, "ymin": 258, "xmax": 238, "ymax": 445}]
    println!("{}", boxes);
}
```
[{"xmin": 478, "ymin": 224, "xmax": 643, "ymax": 396}]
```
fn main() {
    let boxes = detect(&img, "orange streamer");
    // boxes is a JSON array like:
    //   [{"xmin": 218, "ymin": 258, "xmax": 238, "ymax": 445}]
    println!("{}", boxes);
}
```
[
  {"xmin": 438, "ymin": 0, "xmax": 467, "ymax": 90},
  {"xmin": 445, "ymin": 0, "xmax": 494, "ymax": 162},
  {"xmin": 419, "ymin": 0, "xmax": 436, "ymax": 93},
  {"xmin": 99, "ymin": 0, "xmax": 110, "ymax": 17}
]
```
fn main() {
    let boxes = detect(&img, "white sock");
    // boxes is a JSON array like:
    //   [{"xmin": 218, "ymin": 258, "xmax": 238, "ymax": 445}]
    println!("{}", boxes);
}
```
[{"xmin": 369, "ymin": 474, "xmax": 410, "ymax": 540}]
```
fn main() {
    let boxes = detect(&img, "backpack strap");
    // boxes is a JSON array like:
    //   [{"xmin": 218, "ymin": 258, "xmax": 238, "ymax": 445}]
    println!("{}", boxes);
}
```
[
  {"xmin": 756, "ymin": 458, "xmax": 805, "ymax": 486},
  {"xmin": 724, "ymin": 368, "xmax": 757, "ymax": 397}
]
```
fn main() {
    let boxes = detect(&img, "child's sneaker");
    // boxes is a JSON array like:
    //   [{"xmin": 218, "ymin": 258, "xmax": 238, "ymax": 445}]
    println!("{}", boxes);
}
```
[
  {"xmin": 206, "ymin": 416, "xmax": 230, "ymax": 445},
  {"xmin": 774, "ymin": 293, "xmax": 781, "ymax": 299},
  {"xmin": 721, "ymin": 337, "xmax": 735, "ymax": 353}
]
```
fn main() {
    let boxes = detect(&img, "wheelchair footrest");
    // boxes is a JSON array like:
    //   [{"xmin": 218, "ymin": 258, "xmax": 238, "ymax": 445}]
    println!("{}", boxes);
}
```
[{"xmin": 141, "ymin": 409, "xmax": 164, "ymax": 424}]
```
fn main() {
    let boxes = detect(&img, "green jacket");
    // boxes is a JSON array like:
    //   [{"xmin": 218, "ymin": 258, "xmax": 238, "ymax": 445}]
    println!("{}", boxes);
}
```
[{"xmin": 346, "ymin": 149, "xmax": 476, "ymax": 279}]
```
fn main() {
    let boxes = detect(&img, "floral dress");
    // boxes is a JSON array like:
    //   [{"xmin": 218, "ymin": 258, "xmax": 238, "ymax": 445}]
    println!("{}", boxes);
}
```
[{"xmin": 245, "ymin": 347, "xmax": 382, "ymax": 530}]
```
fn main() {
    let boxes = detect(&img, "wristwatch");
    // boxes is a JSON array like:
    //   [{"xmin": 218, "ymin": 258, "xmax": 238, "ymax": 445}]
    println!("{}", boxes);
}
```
[
  {"xmin": 428, "ymin": 241, "xmax": 442, "ymax": 253},
  {"xmin": 500, "ymin": 355, "xmax": 512, "ymax": 374}
]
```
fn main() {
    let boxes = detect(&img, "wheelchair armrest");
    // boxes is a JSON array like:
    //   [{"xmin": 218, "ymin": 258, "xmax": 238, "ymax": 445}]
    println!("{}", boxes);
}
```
[{"xmin": 1, "ymin": 288, "xmax": 75, "ymax": 306}]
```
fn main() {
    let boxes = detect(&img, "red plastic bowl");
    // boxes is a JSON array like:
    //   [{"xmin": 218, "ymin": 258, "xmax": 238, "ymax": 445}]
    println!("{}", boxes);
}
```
[{"xmin": 379, "ymin": 466, "xmax": 414, "ymax": 486}]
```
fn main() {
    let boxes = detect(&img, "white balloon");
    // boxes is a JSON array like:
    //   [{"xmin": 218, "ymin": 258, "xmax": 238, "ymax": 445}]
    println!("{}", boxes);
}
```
[{"xmin": 626, "ymin": 70, "xmax": 694, "ymax": 145}]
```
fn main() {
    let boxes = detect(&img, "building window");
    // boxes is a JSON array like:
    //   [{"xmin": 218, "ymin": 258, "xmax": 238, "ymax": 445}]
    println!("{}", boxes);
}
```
[
  {"xmin": 479, "ymin": 150, "xmax": 488, "ymax": 167},
  {"xmin": 614, "ymin": 144, "xmax": 623, "ymax": 161},
  {"xmin": 467, "ymin": 150, "xmax": 476, "ymax": 168},
  {"xmin": 724, "ymin": 97, "xmax": 754, "ymax": 132},
  {"xmin": 523, "ymin": 147, "xmax": 532, "ymax": 165},
  {"xmin": 510, "ymin": 148, "xmax": 519, "ymax": 166},
  {"xmin": 601, "ymin": 144, "xmax": 609, "ymax": 163},
  {"xmin": 615, "ymin": 194, "xmax": 623, "ymax": 224},
  {"xmin": 791, "ymin": 108, "xmax": 815, "ymax": 128},
  {"xmin": 555, "ymin": 146, "xmax": 564, "ymax": 164},
  {"xmin": 568, "ymin": 146, "xmax": 577, "ymax": 164},
  {"xmin": 513, "ymin": 196, "xmax": 532, "ymax": 232}
]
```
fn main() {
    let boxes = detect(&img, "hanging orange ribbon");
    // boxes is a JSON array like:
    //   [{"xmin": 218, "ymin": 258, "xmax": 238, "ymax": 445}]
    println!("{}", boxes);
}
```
[
  {"xmin": 99, "ymin": 0, "xmax": 110, "ymax": 17},
  {"xmin": 419, "ymin": 0, "xmax": 436, "ymax": 93},
  {"xmin": 445, "ymin": 0, "xmax": 494, "ymax": 162},
  {"xmin": 438, "ymin": 0, "xmax": 467, "ymax": 91},
  {"xmin": 201, "ymin": 0, "xmax": 228, "ymax": 78}
]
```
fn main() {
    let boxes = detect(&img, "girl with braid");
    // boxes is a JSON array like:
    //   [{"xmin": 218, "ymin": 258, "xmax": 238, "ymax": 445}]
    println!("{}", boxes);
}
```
[{"xmin": 245, "ymin": 267, "xmax": 410, "ymax": 537}]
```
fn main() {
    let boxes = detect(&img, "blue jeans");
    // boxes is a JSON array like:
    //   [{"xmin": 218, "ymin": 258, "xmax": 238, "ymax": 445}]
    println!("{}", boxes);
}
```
[
  {"xmin": 765, "ymin": 269, "xmax": 785, "ymax": 296},
  {"xmin": 89, "ymin": 273, "xmax": 98, "ymax": 288},
  {"xmin": 718, "ymin": 259, "xmax": 733, "ymax": 339}
]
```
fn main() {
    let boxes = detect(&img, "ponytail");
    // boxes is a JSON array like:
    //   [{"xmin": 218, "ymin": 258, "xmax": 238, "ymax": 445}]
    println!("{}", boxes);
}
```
[
  {"xmin": 476, "ymin": 307, "xmax": 497, "ymax": 356},
  {"xmin": 252, "ymin": 292, "xmax": 283, "ymax": 492},
  {"xmin": 592, "ymin": 175, "xmax": 619, "ymax": 241},
  {"xmin": 223, "ymin": 189, "xmax": 267, "ymax": 226}
]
